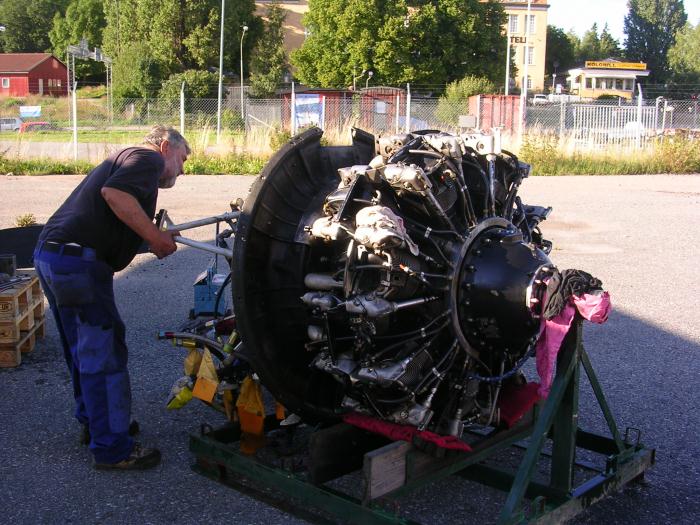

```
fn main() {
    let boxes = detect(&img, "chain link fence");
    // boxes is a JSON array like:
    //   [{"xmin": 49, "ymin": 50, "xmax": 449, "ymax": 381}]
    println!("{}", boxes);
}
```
[{"xmin": 0, "ymin": 90, "xmax": 698, "ymax": 161}]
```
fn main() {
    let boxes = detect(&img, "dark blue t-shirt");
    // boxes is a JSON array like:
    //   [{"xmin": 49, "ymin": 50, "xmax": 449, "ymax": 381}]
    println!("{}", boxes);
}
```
[{"xmin": 40, "ymin": 147, "xmax": 164, "ymax": 271}]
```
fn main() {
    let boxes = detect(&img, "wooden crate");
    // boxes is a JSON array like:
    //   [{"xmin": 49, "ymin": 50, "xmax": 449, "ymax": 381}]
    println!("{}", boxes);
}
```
[{"xmin": 0, "ymin": 317, "xmax": 45, "ymax": 367}]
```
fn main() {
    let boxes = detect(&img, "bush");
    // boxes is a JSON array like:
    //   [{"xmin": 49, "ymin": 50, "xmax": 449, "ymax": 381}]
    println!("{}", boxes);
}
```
[
  {"xmin": 160, "ymin": 70, "xmax": 219, "ymax": 100},
  {"xmin": 435, "ymin": 76, "xmax": 496, "ymax": 125},
  {"xmin": 222, "ymin": 109, "xmax": 245, "ymax": 131},
  {"xmin": 14, "ymin": 214, "xmax": 37, "ymax": 227},
  {"xmin": 269, "ymin": 127, "xmax": 291, "ymax": 150}
]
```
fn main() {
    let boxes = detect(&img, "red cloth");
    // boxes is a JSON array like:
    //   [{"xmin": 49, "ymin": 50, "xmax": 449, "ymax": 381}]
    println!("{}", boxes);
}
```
[
  {"xmin": 536, "ymin": 292, "xmax": 612, "ymax": 398},
  {"xmin": 343, "ymin": 412, "xmax": 472, "ymax": 452},
  {"xmin": 497, "ymin": 382, "xmax": 541, "ymax": 428}
]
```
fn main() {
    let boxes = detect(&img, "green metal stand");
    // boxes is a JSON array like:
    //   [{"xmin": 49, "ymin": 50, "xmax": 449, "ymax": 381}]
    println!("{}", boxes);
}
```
[{"xmin": 189, "ymin": 319, "xmax": 655, "ymax": 524}]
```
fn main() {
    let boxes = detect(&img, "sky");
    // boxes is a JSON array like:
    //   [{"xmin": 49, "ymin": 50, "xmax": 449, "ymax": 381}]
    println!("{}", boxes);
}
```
[{"xmin": 548, "ymin": 0, "xmax": 700, "ymax": 42}]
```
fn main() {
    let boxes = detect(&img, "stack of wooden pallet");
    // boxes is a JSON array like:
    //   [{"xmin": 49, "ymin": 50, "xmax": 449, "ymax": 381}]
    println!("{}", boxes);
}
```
[{"xmin": 0, "ymin": 272, "xmax": 46, "ymax": 367}]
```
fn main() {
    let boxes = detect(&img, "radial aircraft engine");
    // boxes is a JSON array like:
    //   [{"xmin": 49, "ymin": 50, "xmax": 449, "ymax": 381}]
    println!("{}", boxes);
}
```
[{"xmin": 231, "ymin": 127, "xmax": 554, "ymax": 436}]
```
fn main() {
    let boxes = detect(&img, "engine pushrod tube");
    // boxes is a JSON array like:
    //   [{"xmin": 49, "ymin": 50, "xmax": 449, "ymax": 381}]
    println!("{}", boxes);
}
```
[
  {"xmin": 173, "ymin": 235, "xmax": 232, "ymax": 257},
  {"xmin": 166, "ymin": 211, "xmax": 240, "ymax": 232},
  {"xmin": 394, "ymin": 296, "xmax": 439, "ymax": 310}
]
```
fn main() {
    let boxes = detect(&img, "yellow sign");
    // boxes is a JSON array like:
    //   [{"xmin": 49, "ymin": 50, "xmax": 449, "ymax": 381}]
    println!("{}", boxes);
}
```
[{"xmin": 585, "ymin": 61, "xmax": 647, "ymax": 70}]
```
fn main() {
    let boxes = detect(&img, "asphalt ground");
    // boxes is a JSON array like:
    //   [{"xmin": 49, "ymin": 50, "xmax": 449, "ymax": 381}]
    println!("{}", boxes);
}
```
[{"xmin": 1, "ymin": 173, "xmax": 699, "ymax": 524}]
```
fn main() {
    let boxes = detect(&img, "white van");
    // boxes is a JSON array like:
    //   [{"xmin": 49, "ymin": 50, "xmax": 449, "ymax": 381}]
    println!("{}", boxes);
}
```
[{"xmin": 0, "ymin": 117, "xmax": 22, "ymax": 131}]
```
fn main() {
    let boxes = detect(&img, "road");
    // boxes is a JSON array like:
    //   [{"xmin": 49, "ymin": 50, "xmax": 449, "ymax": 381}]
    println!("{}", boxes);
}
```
[{"xmin": 0, "ymin": 173, "xmax": 698, "ymax": 524}]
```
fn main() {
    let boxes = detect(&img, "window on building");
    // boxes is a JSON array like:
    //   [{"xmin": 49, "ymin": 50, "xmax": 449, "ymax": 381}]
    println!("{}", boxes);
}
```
[
  {"xmin": 1, "ymin": 78, "xmax": 9, "ymax": 88},
  {"xmin": 585, "ymin": 77, "xmax": 593, "ymax": 89},
  {"xmin": 523, "ymin": 47, "xmax": 534, "ymax": 65},
  {"xmin": 527, "ymin": 77, "xmax": 532, "ymax": 90},
  {"xmin": 509, "ymin": 14, "xmax": 519, "ymax": 34},
  {"xmin": 57, "ymin": 79, "xmax": 61, "ymax": 87},
  {"xmin": 623, "ymin": 79, "xmax": 633, "ymax": 90},
  {"xmin": 528, "ymin": 15, "xmax": 536, "ymax": 34},
  {"xmin": 615, "ymin": 79, "xmax": 623, "ymax": 90}
]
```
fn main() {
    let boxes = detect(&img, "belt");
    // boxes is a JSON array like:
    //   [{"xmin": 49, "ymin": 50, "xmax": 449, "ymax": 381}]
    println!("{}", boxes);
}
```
[{"xmin": 38, "ymin": 241, "xmax": 97, "ymax": 259}]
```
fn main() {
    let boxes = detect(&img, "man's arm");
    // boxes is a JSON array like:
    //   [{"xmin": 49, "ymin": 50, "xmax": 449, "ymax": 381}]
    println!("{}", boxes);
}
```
[{"xmin": 101, "ymin": 187, "xmax": 178, "ymax": 259}]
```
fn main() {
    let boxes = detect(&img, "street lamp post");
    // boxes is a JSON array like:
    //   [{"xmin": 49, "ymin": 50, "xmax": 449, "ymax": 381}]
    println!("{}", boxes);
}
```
[
  {"xmin": 504, "ymin": 22, "xmax": 511, "ymax": 96},
  {"xmin": 240, "ymin": 25, "xmax": 248, "ymax": 120},
  {"xmin": 519, "ymin": 0, "xmax": 532, "ymax": 136},
  {"xmin": 365, "ymin": 71, "xmax": 373, "ymax": 89},
  {"xmin": 216, "ymin": 0, "xmax": 226, "ymax": 144}
]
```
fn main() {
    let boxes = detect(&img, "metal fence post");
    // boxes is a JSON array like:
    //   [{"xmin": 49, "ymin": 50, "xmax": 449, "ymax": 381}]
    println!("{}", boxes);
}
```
[
  {"xmin": 636, "ymin": 89, "xmax": 643, "ymax": 149},
  {"xmin": 291, "ymin": 82, "xmax": 296, "ymax": 135},
  {"xmin": 72, "ymin": 82, "xmax": 78, "ymax": 161},
  {"xmin": 406, "ymin": 83, "xmax": 411, "ymax": 133},
  {"xmin": 559, "ymin": 99, "xmax": 566, "ymax": 143},
  {"xmin": 180, "ymin": 82, "xmax": 186, "ymax": 135},
  {"xmin": 476, "ymin": 95, "xmax": 482, "ymax": 130},
  {"xmin": 395, "ymin": 94, "xmax": 400, "ymax": 134},
  {"xmin": 662, "ymin": 99, "xmax": 668, "ymax": 130}
]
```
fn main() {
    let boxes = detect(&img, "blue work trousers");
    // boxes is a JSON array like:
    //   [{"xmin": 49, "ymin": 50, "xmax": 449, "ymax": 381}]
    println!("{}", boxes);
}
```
[{"xmin": 34, "ymin": 243, "xmax": 133, "ymax": 464}]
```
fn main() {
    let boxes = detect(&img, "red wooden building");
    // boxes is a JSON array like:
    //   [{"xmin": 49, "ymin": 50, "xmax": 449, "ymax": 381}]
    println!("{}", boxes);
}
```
[{"xmin": 0, "ymin": 53, "xmax": 68, "ymax": 97}]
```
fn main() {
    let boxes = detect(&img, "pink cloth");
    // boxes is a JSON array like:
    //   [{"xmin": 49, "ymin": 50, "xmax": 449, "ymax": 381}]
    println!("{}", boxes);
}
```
[
  {"xmin": 573, "ymin": 291, "xmax": 611, "ymax": 324},
  {"xmin": 536, "ymin": 292, "xmax": 612, "ymax": 398},
  {"xmin": 343, "ymin": 412, "xmax": 472, "ymax": 452},
  {"xmin": 498, "ymin": 382, "xmax": 541, "ymax": 428}
]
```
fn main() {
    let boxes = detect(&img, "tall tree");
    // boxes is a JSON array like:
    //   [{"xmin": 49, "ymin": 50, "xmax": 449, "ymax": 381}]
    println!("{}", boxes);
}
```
[
  {"xmin": 598, "ymin": 23, "xmax": 622, "ymax": 57},
  {"xmin": 111, "ymin": 41, "xmax": 163, "ymax": 98},
  {"xmin": 578, "ymin": 23, "xmax": 601, "ymax": 61},
  {"xmin": 624, "ymin": 0, "xmax": 687, "ymax": 82},
  {"xmin": 49, "ymin": 0, "xmax": 106, "ymax": 81},
  {"xmin": 545, "ymin": 25, "xmax": 576, "ymax": 76},
  {"xmin": 668, "ymin": 22, "xmax": 700, "ymax": 83},
  {"xmin": 291, "ymin": 0, "xmax": 507, "ymax": 88},
  {"xmin": 0, "ymin": 0, "xmax": 69, "ymax": 52},
  {"xmin": 102, "ymin": 0, "xmax": 261, "ymax": 98},
  {"xmin": 249, "ymin": 1, "xmax": 287, "ymax": 98}
]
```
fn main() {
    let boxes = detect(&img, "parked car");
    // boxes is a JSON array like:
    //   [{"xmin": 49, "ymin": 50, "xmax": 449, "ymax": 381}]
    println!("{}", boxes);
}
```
[
  {"xmin": 531, "ymin": 94, "xmax": 550, "ymax": 105},
  {"xmin": 0, "ymin": 117, "xmax": 22, "ymax": 131},
  {"xmin": 19, "ymin": 121, "xmax": 56, "ymax": 133}
]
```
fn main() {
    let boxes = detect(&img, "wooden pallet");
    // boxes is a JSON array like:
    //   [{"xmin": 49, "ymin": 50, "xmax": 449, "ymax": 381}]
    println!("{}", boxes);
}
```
[
  {"xmin": 0, "ymin": 271, "xmax": 46, "ymax": 367},
  {"xmin": 0, "ymin": 317, "xmax": 46, "ymax": 367},
  {"xmin": 0, "ymin": 272, "xmax": 41, "ymax": 318},
  {"xmin": 0, "ymin": 271, "xmax": 44, "ymax": 344}
]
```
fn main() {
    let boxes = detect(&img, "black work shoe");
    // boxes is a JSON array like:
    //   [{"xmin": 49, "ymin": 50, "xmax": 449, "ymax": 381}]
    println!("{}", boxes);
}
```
[
  {"xmin": 93, "ymin": 443, "xmax": 161, "ymax": 471},
  {"xmin": 80, "ymin": 420, "xmax": 140, "ymax": 445}
]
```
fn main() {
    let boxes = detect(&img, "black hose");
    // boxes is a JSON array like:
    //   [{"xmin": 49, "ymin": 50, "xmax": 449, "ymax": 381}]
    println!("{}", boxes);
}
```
[{"xmin": 159, "ymin": 331, "xmax": 227, "ymax": 362}]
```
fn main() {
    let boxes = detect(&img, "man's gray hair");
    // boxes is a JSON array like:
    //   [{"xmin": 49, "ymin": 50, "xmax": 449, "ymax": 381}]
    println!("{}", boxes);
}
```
[{"xmin": 143, "ymin": 125, "xmax": 191, "ymax": 154}]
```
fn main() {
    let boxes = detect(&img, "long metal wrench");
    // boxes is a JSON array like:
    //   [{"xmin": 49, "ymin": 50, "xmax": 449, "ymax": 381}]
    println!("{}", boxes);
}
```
[{"xmin": 158, "ymin": 210, "xmax": 239, "ymax": 258}]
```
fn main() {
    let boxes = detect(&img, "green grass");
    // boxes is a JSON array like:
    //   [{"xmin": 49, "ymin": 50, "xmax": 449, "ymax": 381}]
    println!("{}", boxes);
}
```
[
  {"xmin": 0, "ymin": 152, "xmax": 265, "ymax": 176},
  {"xmin": 0, "ymin": 130, "xmax": 146, "ymax": 143},
  {"xmin": 518, "ymin": 134, "xmax": 700, "ymax": 175},
  {"xmin": 184, "ymin": 153, "xmax": 266, "ymax": 175},
  {"xmin": 0, "ymin": 157, "xmax": 94, "ymax": 175}
]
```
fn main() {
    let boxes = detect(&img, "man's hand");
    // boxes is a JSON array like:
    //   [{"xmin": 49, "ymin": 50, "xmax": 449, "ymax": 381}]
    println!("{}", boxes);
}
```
[{"xmin": 149, "ymin": 229, "xmax": 179, "ymax": 259}]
